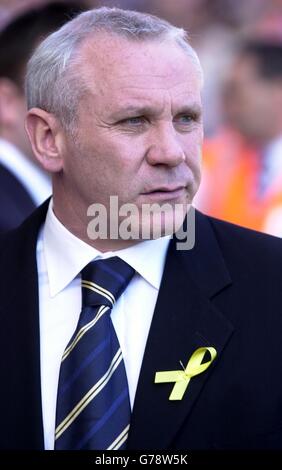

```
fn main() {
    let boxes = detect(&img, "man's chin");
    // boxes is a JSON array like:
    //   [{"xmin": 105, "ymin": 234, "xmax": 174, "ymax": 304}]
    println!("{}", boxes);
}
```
[{"xmin": 128, "ymin": 203, "xmax": 190, "ymax": 241}]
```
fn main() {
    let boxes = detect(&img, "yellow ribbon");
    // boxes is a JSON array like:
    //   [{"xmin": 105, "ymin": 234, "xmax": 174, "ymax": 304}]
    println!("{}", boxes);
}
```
[{"xmin": 154, "ymin": 347, "xmax": 217, "ymax": 400}]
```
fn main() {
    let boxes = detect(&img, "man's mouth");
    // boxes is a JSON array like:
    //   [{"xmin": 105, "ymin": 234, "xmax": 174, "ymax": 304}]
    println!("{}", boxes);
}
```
[{"xmin": 140, "ymin": 185, "xmax": 187, "ymax": 201}]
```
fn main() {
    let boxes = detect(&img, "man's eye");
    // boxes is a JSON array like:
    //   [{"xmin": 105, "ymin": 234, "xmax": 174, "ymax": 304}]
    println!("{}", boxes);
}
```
[
  {"xmin": 121, "ymin": 116, "xmax": 146, "ymax": 125},
  {"xmin": 174, "ymin": 114, "xmax": 194, "ymax": 124}
]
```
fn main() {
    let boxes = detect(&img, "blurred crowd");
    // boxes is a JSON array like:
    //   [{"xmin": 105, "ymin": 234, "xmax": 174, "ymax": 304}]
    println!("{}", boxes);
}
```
[{"xmin": 1, "ymin": 0, "xmax": 282, "ymax": 235}]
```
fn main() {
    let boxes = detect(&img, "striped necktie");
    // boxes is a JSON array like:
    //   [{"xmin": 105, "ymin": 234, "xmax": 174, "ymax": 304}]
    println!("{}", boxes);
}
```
[{"xmin": 54, "ymin": 257, "xmax": 135, "ymax": 450}]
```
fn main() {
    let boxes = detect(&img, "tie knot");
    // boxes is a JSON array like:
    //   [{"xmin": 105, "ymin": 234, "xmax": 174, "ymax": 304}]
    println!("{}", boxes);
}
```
[{"xmin": 81, "ymin": 257, "xmax": 135, "ymax": 308}]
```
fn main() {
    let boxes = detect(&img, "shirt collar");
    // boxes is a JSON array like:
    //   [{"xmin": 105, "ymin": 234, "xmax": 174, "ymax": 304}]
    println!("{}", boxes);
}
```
[{"xmin": 43, "ymin": 200, "xmax": 171, "ymax": 297}]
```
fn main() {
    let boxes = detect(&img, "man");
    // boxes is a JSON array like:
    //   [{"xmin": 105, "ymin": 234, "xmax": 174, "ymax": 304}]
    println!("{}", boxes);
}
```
[
  {"xmin": 196, "ymin": 40, "xmax": 282, "ymax": 236},
  {"xmin": 0, "ymin": 1, "xmax": 85, "ymax": 232},
  {"xmin": 1, "ymin": 6, "xmax": 282, "ymax": 451}
]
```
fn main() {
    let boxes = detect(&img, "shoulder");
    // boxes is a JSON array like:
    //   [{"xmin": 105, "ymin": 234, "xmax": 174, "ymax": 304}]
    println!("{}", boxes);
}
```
[
  {"xmin": 206, "ymin": 211, "xmax": 282, "ymax": 252},
  {"xmin": 200, "ymin": 211, "xmax": 282, "ymax": 275}
]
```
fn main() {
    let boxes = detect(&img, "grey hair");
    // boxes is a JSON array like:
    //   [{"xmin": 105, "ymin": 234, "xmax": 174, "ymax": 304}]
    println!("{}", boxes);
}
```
[{"xmin": 25, "ymin": 7, "xmax": 203, "ymax": 132}]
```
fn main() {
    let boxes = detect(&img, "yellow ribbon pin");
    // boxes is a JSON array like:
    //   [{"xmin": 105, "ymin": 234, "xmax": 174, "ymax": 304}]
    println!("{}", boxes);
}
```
[{"xmin": 154, "ymin": 347, "xmax": 217, "ymax": 400}]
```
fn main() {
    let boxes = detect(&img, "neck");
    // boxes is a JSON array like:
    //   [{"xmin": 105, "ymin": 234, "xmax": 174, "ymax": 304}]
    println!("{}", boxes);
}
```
[{"xmin": 52, "ymin": 197, "xmax": 144, "ymax": 253}]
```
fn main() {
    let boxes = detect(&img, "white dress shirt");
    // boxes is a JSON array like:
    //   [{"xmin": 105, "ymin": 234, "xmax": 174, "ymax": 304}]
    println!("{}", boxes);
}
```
[
  {"xmin": 37, "ymin": 201, "xmax": 170, "ymax": 449},
  {"xmin": 0, "ymin": 138, "xmax": 51, "ymax": 205}
]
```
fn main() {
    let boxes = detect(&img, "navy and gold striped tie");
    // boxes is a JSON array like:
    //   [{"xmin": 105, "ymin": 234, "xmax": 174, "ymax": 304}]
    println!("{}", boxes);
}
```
[{"xmin": 54, "ymin": 257, "xmax": 135, "ymax": 450}]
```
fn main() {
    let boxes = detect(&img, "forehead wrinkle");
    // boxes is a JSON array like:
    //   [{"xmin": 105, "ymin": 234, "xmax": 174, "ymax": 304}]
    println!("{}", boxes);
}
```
[
  {"xmin": 110, "ymin": 77, "xmax": 201, "ymax": 102},
  {"xmin": 92, "ymin": 53, "xmax": 201, "ymax": 90},
  {"xmin": 109, "ymin": 70, "xmax": 200, "ymax": 88}
]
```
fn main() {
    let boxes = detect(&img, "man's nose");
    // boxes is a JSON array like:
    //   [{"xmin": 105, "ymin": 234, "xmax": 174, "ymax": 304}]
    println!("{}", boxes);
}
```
[{"xmin": 145, "ymin": 123, "xmax": 185, "ymax": 167}]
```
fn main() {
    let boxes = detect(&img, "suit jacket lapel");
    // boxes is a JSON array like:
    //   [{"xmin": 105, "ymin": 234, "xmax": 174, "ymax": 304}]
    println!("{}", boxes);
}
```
[
  {"xmin": 127, "ymin": 210, "xmax": 234, "ymax": 450},
  {"xmin": 0, "ymin": 200, "xmax": 49, "ymax": 449}
]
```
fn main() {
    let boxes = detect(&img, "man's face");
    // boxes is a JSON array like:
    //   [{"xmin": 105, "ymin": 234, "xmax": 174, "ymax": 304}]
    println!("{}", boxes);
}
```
[
  {"xmin": 59, "ymin": 35, "xmax": 203, "ymax": 238},
  {"xmin": 222, "ymin": 54, "xmax": 281, "ymax": 143}
]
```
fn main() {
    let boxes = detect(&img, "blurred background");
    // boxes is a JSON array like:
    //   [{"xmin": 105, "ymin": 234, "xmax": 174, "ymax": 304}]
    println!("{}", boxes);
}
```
[{"xmin": 1, "ymin": 0, "xmax": 282, "ymax": 235}]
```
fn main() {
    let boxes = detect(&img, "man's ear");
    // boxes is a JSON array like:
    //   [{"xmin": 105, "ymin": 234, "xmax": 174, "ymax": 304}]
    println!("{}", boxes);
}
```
[{"xmin": 25, "ymin": 108, "xmax": 64, "ymax": 173}]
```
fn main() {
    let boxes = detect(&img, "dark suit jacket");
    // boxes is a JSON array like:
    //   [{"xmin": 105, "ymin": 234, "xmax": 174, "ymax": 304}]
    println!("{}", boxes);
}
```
[
  {"xmin": 1, "ymin": 201, "xmax": 282, "ymax": 450},
  {"xmin": 0, "ymin": 163, "xmax": 35, "ymax": 233}
]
